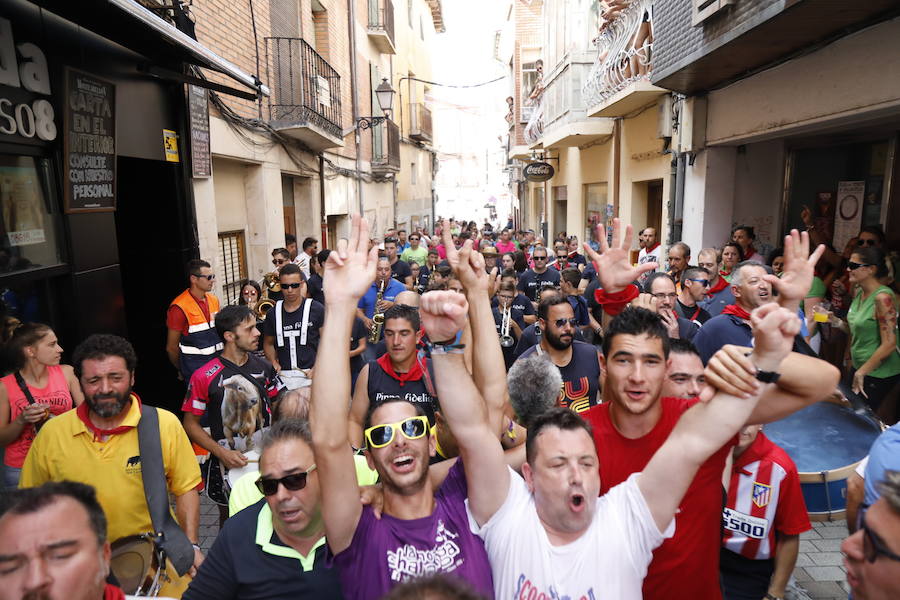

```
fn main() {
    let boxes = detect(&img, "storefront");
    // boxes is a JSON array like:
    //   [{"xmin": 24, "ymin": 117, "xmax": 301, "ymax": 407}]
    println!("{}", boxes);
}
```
[{"xmin": 1, "ymin": 0, "xmax": 266, "ymax": 410}]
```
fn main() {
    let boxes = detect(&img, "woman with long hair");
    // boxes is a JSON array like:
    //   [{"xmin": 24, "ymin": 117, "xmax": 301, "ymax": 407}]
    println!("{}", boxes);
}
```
[
  {"xmin": 0, "ymin": 323, "xmax": 83, "ymax": 488},
  {"xmin": 830, "ymin": 247, "xmax": 900, "ymax": 413},
  {"xmin": 720, "ymin": 242, "xmax": 744, "ymax": 282}
]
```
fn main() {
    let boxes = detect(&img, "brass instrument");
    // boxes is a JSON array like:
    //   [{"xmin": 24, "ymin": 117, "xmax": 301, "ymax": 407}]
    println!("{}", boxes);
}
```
[
  {"xmin": 254, "ymin": 298, "xmax": 275, "ymax": 320},
  {"xmin": 368, "ymin": 279, "xmax": 386, "ymax": 343},
  {"xmin": 499, "ymin": 305, "xmax": 515, "ymax": 348},
  {"xmin": 535, "ymin": 284, "xmax": 543, "ymax": 307},
  {"xmin": 254, "ymin": 271, "xmax": 281, "ymax": 320}
]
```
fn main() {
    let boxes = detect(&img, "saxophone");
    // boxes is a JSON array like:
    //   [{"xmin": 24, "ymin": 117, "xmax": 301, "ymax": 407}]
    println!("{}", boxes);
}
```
[{"xmin": 368, "ymin": 279, "xmax": 386, "ymax": 343}]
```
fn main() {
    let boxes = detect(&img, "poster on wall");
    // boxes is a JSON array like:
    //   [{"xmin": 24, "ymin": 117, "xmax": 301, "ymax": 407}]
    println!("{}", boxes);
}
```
[
  {"xmin": 0, "ymin": 166, "xmax": 45, "ymax": 246},
  {"xmin": 63, "ymin": 68, "xmax": 116, "ymax": 213},
  {"xmin": 834, "ymin": 180, "xmax": 865, "ymax": 252}
]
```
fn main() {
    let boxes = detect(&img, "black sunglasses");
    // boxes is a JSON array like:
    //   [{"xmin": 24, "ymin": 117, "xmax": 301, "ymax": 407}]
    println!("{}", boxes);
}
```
[
  {"xmin": 533, "ymin": 256, "xmax": 548, "ymax": 260},
  {"xmin": 255, "ymin": 465, "xmax": 317, "ymax": 496},
  {"xmin": 856, "ymin": 504, "xmax": 900, "ymax": 563},
  {"xmin": 554, "ymin": 317, "xmax": 579, "ymax": 328},
  {"xmin": 857, "ymin": 239, "xmax": 877, "ymax": 247},
  {"xmin": 272, "ymin": 259, "xmax": 287, "ymax": 265},
  {"xmin": 847, "ymin": 261, "xmax": 872, "ymax": 271},
  {"xmin": 281, "ymin": 282, "xmax": 303, "ymax": 289},
  {"xmin": 191, "ymin": 273, "xmax": 215, "ymax": 281}
]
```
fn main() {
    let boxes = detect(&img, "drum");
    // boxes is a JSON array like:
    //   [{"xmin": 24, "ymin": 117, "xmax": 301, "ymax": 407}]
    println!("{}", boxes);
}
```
[
  {"xmin": 110, "ymin": 533, "xmax": 165, "ymax": 596},
  {"xmin": 764, "ymin": 400, "xmax": 883, "ymax": 521}
]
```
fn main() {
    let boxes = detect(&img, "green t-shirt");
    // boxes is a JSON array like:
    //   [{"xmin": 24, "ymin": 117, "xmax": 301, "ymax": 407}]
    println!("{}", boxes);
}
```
[
  {"xmin": 847, "ymin": 285, "xmax": 900, "ymax": 379},
  {"xmin": 806, "ymin": 276, "xmax": 826, "ymax": 299},
  {"xmin": 400, "ymin": 246, "xmax": 428, "ymax": 266}
]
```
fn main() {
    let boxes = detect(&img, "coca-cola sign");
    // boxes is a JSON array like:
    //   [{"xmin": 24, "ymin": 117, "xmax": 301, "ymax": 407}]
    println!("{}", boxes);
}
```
[{"xmin": 524, "ymin": 161, "xmax": 554, "ymax": 182}]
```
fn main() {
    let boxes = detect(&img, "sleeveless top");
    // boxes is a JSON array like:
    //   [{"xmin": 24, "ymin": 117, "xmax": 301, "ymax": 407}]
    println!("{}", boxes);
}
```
[
  {"xmin": 366, "ymin": 359, "xmax": 438, "ymax": 426},
  {"xmin": 848, "ymin": 285, "xmax": 900, "ymax": 379},
  {"xmin": 3, "ymin": 365, "xmax": 74, "ymax": 467}
]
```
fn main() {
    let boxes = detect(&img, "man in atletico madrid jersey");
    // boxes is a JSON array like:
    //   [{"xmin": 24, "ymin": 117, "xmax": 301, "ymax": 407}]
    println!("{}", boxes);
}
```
[
  {"xmin": 580, "ymin": 221, "xmax": 834, "ymax": 600},
  {"xmin": 720, "ymin": 424, "xmax": 810, "ymax": 600}
]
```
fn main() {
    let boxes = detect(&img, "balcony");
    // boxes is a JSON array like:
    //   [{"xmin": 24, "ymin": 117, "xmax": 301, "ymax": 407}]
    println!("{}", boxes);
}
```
[
  {"xmin": 265, "ymin": 37, "xmax": 344, "ymax": 151},
  {"xmin": 538, "ymin": 61, "xmax": 613, "ymax": 149},
  {"xmin": 367, "ymin": 0, "xmax": 396, "ymax": 55},
  {"xmin": 523, "ymin": 98, "xmax": 543, "ymax": 148},
  {"xmin": 583, "ymin": 0, "xmax": 666, "ymax": 118},
  {"xmin": 409, "ymin": 103, "xmax": 432, "ymax": 143},
  {"xmin": 372, "ymin": 119, "xmax": 401, "ymax": 173}
]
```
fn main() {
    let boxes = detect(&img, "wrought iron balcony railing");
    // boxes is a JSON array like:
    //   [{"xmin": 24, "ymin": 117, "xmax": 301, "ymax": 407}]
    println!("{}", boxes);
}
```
[
  {"xmin": 583, "ymin": 0, "xmax": 654, "ymax": 107},
  {"xmin": 265, "ymin": 37, "xmax": 343, "ymax": 141},
  {"xmin": 367, "ymin": 0, "xmax": 396, "ymax": 52},
  {"xmin": 372, "ymin": 119, "xmax": 401, "ymax": 171},
  {"xmin": 409, "ymin": 103, "xmax": 432, "ymax": 142},
  {"xmin": 523, "ymin": 98, "xmax": 543, "ymax": 146}
]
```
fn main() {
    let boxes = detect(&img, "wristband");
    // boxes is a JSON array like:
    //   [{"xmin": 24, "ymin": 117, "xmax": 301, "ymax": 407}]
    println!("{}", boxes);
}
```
[
  {"xmin": 191, "ymin": 543, "xmax": 201, "ymax": 551},
  {"xmin": 745, "ymin": 352, "xmax": 781, "ymax": 383},
  {"xmin": 764, "ymin": 594, "xmax": 782, "ymax": 600},
  {"xmin": 426, "ymin": 340, "xmax": 466, "ymax": 356},
  {"xmin": 593, "ymin": 284, "xmax": 640, "ymax": 316}
]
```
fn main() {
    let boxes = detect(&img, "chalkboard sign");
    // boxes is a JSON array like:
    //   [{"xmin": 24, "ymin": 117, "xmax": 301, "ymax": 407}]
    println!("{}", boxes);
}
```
[
  {"xmin": 63, "ymin": 68, "xmax": 116, "ymax": 213},
  {"xmin": 188, "ymin": 85, "xmax": 211, "ymax": 178}
]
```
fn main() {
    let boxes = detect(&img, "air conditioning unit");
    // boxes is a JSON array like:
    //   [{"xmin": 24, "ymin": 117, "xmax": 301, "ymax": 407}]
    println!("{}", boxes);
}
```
[
  {"xmin": 676, "ymin": 96, "xmax": 707, "ymax": 153},
  {"xmin": 656, "ymin": 95, "xmax": 673, "ymax": 139}
]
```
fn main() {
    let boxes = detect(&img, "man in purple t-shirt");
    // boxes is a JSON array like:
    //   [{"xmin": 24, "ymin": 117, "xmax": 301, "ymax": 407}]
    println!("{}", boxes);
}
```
[{"xmin": 310, "ymin": 215, "xmax": 494, "ymax": 600}]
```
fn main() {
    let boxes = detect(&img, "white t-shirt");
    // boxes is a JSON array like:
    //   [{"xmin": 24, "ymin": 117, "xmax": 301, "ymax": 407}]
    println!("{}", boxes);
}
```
[
  {"xmin": 293, "ymin": 253, "xmax": 311, "ymax": 278},
  {"xmin": 468, "ymin": 470, "xmax": 673, "ymax": 600},
  {"xmin": 638, "ymin": 244, "xmax": 661, "ymax": 285}
]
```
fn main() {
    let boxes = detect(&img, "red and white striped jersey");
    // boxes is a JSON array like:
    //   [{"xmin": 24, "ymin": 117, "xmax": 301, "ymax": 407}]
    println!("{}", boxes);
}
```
[{"xmin": 722, "ymin": 432, "xmax": 811, "ymax": 560}]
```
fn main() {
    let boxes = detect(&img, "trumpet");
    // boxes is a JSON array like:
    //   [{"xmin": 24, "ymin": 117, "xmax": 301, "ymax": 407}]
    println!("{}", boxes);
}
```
[
  {"xmin": 262, "ymin": 271, "xmax": 282, "ymax": 293},
  {"xmin": 368, "ymin": 279, "xmax": 386, "ymax": 343},
  {"xmin": 499, "ymin": 305, "xmax": 515, "ymax": 348},
  {"xmin": 254, "ymin": 298, "xmax": 275, "ymax": 320}
]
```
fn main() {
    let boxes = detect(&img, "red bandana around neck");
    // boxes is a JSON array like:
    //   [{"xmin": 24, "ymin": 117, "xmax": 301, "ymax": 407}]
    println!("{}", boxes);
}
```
[
  {"xmin": 77, "ymin": 394, "xmax": 141, "ymax": 441},
  {"xmin": 708, "ymin": 276, "xmax": 730, "ymax": 295},
  {"xmin": 721, "ymin": 304, "xmax": 752, "ymax": 320},
  {"xmin": 103, "ymin": 583, "xmax": 125, "ymax": 600},
  {"xmin": 377, "ymin": 353, "xmax": 424, "ymax": 387},
  {"xmin": 646, "ymin": 242, "xmax": 660, "ymax": 253}
]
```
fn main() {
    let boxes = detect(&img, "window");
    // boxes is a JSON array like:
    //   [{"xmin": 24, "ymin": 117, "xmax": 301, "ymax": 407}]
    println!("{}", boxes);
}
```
[
  {"xmin": 520, "ymin": 61, "xmax": 539, "ymax": 123},
  {"xmin": 218, "ymin": 231, "xmax": 247, "ymax": 305},
  {"xmin": 0, "ymin": 154, "xmax": 63, "ymax": 276}
]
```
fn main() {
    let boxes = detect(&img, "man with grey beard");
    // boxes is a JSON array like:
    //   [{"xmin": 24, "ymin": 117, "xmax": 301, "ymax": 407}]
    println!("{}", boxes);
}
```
[{"xmin": 20, "ymin": 334, "xmax": 202, "ymax": 598}]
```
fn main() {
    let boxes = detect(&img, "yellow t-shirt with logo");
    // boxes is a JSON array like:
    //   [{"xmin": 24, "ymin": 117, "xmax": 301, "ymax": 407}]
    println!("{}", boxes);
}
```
[{"xmin": 20, "ymin": 398, "xmax": 201, "ymax": 543}]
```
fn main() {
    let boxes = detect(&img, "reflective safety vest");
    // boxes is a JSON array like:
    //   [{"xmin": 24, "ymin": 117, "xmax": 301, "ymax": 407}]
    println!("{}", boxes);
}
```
[{"xmin": 171, "ymin": 289, "xmax": 222, "ymax": 379}]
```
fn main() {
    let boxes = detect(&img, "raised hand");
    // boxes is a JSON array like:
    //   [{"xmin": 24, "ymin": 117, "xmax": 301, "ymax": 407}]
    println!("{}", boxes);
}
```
[
  {"xmin": 659, "ymin": 308, "xmax": 680, "ymax": 340},
  {"xmin": 704, "ymin": 345, "xmax": 759, "ymax": 399},
  {"xmin": 749, "ymin": 303, "xmax": 801, "ymax": 372},
  {"xmin": 420, "ymin": 290, "xmax": 469, "ymax": 342},
  {"xmin": 323, "ymin": 214, "xmax": 379, "ymax": 304},
  {"xmin": 630, "ymin": 292, "xmax": 659, "ymax": 312},
  {"xmin": 764, "ymin": 229, "xmax": 825, "ymax": 311},
  {"xmin": 583, "ymin": 218, "xmax": 657, "ymax": 294}
]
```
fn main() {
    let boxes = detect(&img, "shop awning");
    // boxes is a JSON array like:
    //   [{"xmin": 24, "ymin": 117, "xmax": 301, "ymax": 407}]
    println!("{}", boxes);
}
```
[{"xmin": 29, "ymin": 0, "xmax": 270, "ymax": 99}]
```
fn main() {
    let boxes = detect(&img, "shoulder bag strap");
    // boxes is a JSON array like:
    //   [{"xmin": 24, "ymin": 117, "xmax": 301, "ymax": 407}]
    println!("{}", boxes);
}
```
[
  {"xmin": 218, "ymin": 356, "xmax": 270, "ymax": 402},
  {"xmin": 136, "ymin": 405, "xmax": 194, "ymax": 576},
  {"xmin": 14, "ymin": 372, "xmax": 42, "ymax": 432}
]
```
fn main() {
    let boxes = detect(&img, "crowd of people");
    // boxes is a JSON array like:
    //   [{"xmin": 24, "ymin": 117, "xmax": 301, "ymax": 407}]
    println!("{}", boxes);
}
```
[{"xmin": 0, "ymin": 214, "xmax": 898, "ymax": 600}]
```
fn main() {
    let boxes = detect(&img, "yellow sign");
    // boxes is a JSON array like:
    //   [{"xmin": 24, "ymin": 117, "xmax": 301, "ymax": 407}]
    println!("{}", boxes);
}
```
[{"xmin": 163, "ymin": 129, "xmax": 179, "ymax": 162}]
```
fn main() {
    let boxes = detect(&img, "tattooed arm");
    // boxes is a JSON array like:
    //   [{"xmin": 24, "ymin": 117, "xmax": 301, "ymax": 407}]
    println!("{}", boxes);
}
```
[{"xmin": 852, "ymin": 292, "xmax": 899, "ymax": 395}]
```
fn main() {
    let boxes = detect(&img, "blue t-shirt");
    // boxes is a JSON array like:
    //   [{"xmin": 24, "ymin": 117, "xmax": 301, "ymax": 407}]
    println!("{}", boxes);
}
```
[
  {"xmin": 693, "ymin": 313, "xmax": 752, "ymax": 365},
  {"xmin": 699, "ymin": 285, "xmax": 735, "ymax": 317},
  {"xmin": 358, "ymin": 279, "xmax": 407, "ymax": 319},
  {"xmin": 864, "ymin": 423, "xmax": 900, "ymax": 504}
]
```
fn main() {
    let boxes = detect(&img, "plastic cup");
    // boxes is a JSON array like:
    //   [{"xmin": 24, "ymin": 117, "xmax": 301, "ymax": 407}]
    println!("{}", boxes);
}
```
[{"xmin": 814, "ymin": 310, "xmax": 829, "ymax": 323}]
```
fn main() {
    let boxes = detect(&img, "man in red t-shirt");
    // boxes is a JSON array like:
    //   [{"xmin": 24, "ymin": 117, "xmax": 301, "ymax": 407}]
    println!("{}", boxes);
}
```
[
  {"xmin": 720, "ymin": 424, "xmax": 810, "ymax": 600},
  {"xmin": 581, "ymin": 220, "xmax": 837, "ymax": 600},
  {"xmin": 166, "ymin": 259, "xmax": 221, "ymax": 380}
]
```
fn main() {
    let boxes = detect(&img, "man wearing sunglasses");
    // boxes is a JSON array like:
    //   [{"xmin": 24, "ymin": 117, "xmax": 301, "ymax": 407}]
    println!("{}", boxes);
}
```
[
  {"xmin": 697, "ymin": 248, "xmax": 736, "ymax": 317},
  {"xmin": 518, "ymin": 247, "xmax": 560, "ymax": 309},
  {"xmin": 842, "ymin": 470, "xmax": 900, "ymax": 600},
  {"xmin": 348, "ymin": 304, "xmax": 438, "ymax": 449},
  {"xmin": 515, "ymin": 294, "xmax": 601, "ymax": 413},
  {"xmin": 167, "ymin": 258, "xmax": 223, "ymax": 381},
  {"xmin": 310, "ymin": 216, "xmax": 494, "ymax": 600},
  {"xmin": 263, "ymin": 264, "xmax": 324, "ymax": 391},
  {"xmin": 675, "ymin": 267, "xmax": 712, "ymax": 325},
  {"xmin": 184, "ymin": 419, "xmax": 343, "ymax": 600}
]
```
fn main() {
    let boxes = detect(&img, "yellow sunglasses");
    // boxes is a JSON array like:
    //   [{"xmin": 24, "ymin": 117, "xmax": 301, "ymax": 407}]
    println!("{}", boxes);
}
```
[{"xmin": 364, "ymin": 416, "xmax": 429, "ymax": 449}]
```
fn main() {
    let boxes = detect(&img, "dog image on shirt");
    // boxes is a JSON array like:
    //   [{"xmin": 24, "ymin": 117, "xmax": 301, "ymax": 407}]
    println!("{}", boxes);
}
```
[{"xmin": 220, "ymin": 374, "xmax": 262, "ymax": 451}]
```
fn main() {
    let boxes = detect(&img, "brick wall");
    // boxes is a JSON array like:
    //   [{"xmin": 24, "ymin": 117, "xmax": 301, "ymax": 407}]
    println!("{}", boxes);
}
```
[
  {"xmin": 512, "ymin": 0, "xmax": 542, "ymax": 147},
  {"xmin": 652, "ymin": 0, "xmax": 781, "ymax": 83}
]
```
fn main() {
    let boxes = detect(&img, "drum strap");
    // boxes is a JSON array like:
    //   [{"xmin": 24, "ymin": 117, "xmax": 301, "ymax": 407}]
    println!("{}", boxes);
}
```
[{"xmin": 137, "ymin": 405, "xmax": 194, "ymax": 576}]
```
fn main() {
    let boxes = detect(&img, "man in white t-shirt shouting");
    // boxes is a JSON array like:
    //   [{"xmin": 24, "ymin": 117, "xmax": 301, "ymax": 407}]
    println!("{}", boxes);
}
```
[{"xmin": 420, "ymin": 291, "xmax": 812, "ymax": 598}]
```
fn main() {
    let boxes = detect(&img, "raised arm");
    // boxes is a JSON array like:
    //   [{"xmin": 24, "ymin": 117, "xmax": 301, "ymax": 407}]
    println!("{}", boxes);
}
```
[
  {"xmin": 310, "ymin": 215, "xmax": 379, "ymax": 554},
  {"xmin": 704, "ymin": 344, "xmax": 840, "ymax": 425},
  {"xmin": 766, "ymin": 229, "xmax": 825, "ymax": 314},
  {"xmin": 420, "ymin": 291, "xmax": 509, "ymax": 527},
  {"xmin": 638, "ymin": 305, "xmax": 806, "ymax": 532},
  {"xmin": 441, "ymin": 220, "xmax": 508, "ymax": 434}
]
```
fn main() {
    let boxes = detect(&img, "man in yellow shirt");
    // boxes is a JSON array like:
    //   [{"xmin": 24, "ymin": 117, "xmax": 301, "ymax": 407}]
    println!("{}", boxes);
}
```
[{"xmin": 20, "ymin": 334, "xmax": 202, "ymax": 597}]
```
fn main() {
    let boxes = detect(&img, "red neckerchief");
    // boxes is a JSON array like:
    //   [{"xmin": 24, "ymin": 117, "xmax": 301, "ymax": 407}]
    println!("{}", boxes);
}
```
[
  {"xmin": 708, "ymin": 276, "xmax": 729, "ymax": 296},
  {"xmin": 645, "ymin": 242, "xmax": 660, "ymax": 253},
  {"xmin": 721, "ymin": 304, "xmax": 751, "ymax": 320},
  {"xmin": 103, "ymin": 583, "xmax": 125, "ymax": 600},
  {"xmin": 376, "ymin": 354, "xmax": 424, "ymax": 387},
  {"xmin": 733, "ymin": 432, "xmax": 774, "ymax": 474},
  {"xmin": 77, "ymin": 394, "xmax": 141, "ymax": 441},
  {"xmin": 719, "ymin": 269, "xmax": 732, "ymax": 279}
]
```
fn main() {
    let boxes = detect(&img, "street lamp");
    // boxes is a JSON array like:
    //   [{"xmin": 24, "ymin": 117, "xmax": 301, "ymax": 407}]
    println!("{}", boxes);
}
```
[{"xmin": 357, "ymin": 78, "xmax": 395, "ymax": 129}]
